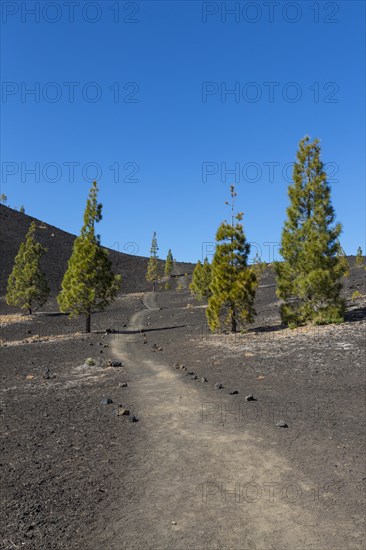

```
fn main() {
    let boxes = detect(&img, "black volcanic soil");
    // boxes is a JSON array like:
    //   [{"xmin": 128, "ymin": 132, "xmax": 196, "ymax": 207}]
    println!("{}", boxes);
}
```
[
  {"xmin": 1, "ymin": 265, "xmax": 365, "ymax": 549},
  {"xmin": 0, "ymin": 294, "xmax": 143, "ymax": 549}
]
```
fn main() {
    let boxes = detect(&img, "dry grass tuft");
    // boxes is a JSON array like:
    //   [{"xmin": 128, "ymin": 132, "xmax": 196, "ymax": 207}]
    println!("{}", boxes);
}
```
[{"xmin": 0, "ymin": 314, "xmax": 33, "ymax": 326}]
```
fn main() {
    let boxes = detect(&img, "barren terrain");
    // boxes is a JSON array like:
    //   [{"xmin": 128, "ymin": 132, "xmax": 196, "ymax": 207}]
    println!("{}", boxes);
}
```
[{"xmin": 1, "ymin": 262, "xmax": 365, "ymax": 549}]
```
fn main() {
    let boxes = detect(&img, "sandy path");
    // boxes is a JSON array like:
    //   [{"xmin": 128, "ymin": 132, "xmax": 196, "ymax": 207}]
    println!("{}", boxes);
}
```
[{"xmin": 107, "ymin": 293, "xmax": 342, "ymax": 550}]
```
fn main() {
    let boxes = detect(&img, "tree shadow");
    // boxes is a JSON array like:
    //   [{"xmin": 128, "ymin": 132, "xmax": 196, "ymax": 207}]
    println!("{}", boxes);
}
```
[
  {"xmin": 112, "ymin": 324, "xmax": 187, "ymax": 335},
  {"xmin": 245, "ymin": 323, "xmax": 286, "ymax": 335},
  {"xmin": 344, "ymin": 306, "xmax": 366, "ymax": 322}
]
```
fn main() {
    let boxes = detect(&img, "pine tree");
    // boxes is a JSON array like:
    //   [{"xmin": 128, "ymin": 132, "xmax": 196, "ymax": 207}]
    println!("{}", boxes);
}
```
[
  {"xmin": 190, "ymin": 258, "xmax": 212, "ymax": 301},
  {"xmin": 146, "ymin": 231, "xmax": 161, "ymax": 292},
  {"xmin": 252, "ymin": 251, "xmax": 267, "ymax": 282},
  {"xmin": 164, "ymin": 249, "xmax": 174, "ymax": 277},
  {"xmin": 206, "ymin": 186, "xmax": 257, "ymax": 332},
  {"xmin": 275, "ymin": 137, "xmax": 348, "ymax": 327},
  {"xmin": 58, "ymin": 182, "xmax": 121, "ymax": 332},
  {"xmin": 356, "ymin": 246, "xmax": 364, "ymax": 267},
  {"xmin": 163, "ymin": 249, "xmax": 174, "ymax": 289},
  {"xmin": 0, "ymin": 194, "xmax": 7, "ymax": 205},
  {"xmin": 19, "ymin": 205, "xmax": 25, "ymax": 213},
  {"xmin": 6, "ymin": 221, "xmax": 49, "ymax": 314}
]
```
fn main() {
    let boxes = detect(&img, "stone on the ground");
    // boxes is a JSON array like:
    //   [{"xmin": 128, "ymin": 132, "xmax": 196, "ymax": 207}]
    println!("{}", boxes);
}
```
[
  {"xmin": 108, "ymin": 360, "xmax": 122, "ymax": 368},
  {"xmin": 42, "ymin": 368, "xmax": 51, "ymax": 379},
  {"xmin": 129, "ymin": 415, "xmax": 139, "ymax": 422},
  {"xmin": 188, "ymin": 371, "xmax": 195, "ymax": 375},
  {"xmin": 245, "ymin": 394, "xmax": 255, "ymax": 401},
  {"xmin": 214, "ymin": 383, "xmax": 223, "ymax": 390},
  {"xmin": 119, "ymin": 382, "xmax": 128, "ymax": 388},
  {"xmin": 229, "ymin": 390, "xmax": 238, "ymax": 395},
  {"xmin": 276, "ymin": 420, "xmax": 288, "ymax": 428},
  {"xmin": 116, "ymin": 406, "xmax": 130, "ymax": 416},
  {"xmin": 201, "ymin": 377, "xmax": 208, "ymax": 383},
  {"xmin": 101, "ymin": 397, "xmax": 113, "ymax": 405}
]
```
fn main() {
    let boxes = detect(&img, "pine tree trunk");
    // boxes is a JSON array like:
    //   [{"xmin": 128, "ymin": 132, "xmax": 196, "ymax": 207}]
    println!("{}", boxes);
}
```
[
  {"xmin": 86, "ymin": 312, "xmax": 91, "ymax": 333},
  {"xmin": 153, "ymin": 281, "xmax": 156, "ymax": 293},
  {"xmin": 28, "ymin": 308, "xmax": 32, "ymax": 315},
  {"xmin": 231, "ymin": 307, "xmax": 237, "ymax": 333}
]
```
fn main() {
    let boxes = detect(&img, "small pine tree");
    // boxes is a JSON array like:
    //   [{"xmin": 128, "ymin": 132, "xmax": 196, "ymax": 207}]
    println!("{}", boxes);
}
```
[
  {"xmin": 19, "ymin": 205, "xmax": 25, "ymax": 213},
  {"xmin": 252, "ymin": 251, "xmax": 266, "ymax": 282},
  {"xmin": 6, "ymin": 221, "xmax": 49, "ymax": 314},
  {"xmin": 0, "ymin": 194, "xmax": 7, "ymax": 205},
  {"xmin": 58, "ymin": 182, "xmax": 121, "ymax": 332},
  {"xmin": 206, "ymin": 186, "xmax": 257, "ymax": 332},
  {"xmin": 163, "ymin": 249, "xmax": 174, "ymax": 289},
  {"xmin": 275, "ymin": 137, "xmax": 348, "ymax": 327},
  {"xmin": 356, "ymin": 246, "xmax": 364, "ymax": 267},
  {"xmin": 146, "ymin": 232, "xmax": 161, "ymax": 292},
  {"xmin": 190, "ymin": 258, "xmax": 212, "ymax": 301},
  {"xmin": 164, "ymin": 249, "xmax": 174, "ymax": 277}
]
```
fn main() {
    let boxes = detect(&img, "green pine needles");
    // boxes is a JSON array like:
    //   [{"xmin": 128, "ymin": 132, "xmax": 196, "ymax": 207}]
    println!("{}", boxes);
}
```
[
  {"xmin": 164, "ymin": 249, "xmax": 174, "ymax": 278},
  {"xmin": 275, "ymin": 136, "xmax": 348, "ymax": 327},
  {"xmin": 6, "ymin": 221, "xmax": 50, "ymax": 314},
  {"xmin": 57, "ymin": 182, "xmax": 121, "ymax": 332},
  {"xmin": 190, "ymin": 258, "xmax": 212, "ymax": 301}
]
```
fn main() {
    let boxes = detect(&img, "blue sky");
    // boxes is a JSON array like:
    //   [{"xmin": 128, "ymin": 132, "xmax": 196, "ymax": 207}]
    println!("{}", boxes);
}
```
[{"xmin": 1, "ymin": 0, "xmax": 365, "ymax": 263}]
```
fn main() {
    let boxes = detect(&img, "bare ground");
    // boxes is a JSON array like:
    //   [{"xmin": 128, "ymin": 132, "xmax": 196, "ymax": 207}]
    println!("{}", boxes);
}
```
[{"xmin": 1, "ymin": 268, "xmax": 365, "ymax": 549}]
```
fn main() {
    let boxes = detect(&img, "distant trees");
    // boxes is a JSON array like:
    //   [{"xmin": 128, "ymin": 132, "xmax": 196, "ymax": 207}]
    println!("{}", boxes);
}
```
[
  {"xmin": 6, "ymin": 221, "xmax": 49, "ymax": 314},
  {"xmin": 19, "ymin": 205, "xmax": 25, "ymax": 213},
  {"xmin": 146, "ymin": 232, "xmax": 161, "ymax": 292},
  {"xmin": 190, "ymin": 258, "xmax": 212, "ymax": 301},
  {"xmin": 356, "ymin": 246, "xmax": 364, "ymax": 267},
  {"xmin": 275, "ymin": 137, "xmax": 348, "ymax": 327},
  {"xmin": 206, "ymin": 186, "xmax": 257, "ymax": 333},
  {"xmin": 58, "ymin": 182, "xmax": 121, "ymax": 333},
  {"xmin": 0, "ymin": 194, "xmax": 7, "ymax": 205}
]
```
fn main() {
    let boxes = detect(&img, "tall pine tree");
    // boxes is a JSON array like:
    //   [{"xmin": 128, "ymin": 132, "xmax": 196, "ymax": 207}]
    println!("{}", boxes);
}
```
[
  {"xmin": 206, "ymin": 186, "xmax": 257, "ymax": 332},
  {"xmin": 146, "ymin": 232, "xmax": 160, "ymax": 292},
  {"xmin": 58, "ymin": 182, "xmax": 121, "ymax": 332},
  {"xmin": 6, "ymin": 221, "xmax": 49, "ymax": 314},
  {"xmin": 275, "ymin": 137, "xmax": 348, "ymax": 327},
  {"xmin": 190, "ymin": 258, "xmax": 212, "ymax": 301}
]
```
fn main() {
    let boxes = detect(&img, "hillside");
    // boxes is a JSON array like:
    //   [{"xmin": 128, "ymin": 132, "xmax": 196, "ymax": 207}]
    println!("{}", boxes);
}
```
[{"xmin": 0, "ymin": 205, "xmax": 194, "ymax": 301}]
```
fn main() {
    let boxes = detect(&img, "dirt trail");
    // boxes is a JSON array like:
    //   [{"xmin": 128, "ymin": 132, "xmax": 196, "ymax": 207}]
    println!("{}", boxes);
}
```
[{"xmin": 107, "ymin": 293, "xmax": 345, "ymax": 550}]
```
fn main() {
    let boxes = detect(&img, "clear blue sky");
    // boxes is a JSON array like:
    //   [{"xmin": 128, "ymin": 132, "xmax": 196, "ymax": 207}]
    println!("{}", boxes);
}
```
[{"xmin": 1, "ymin": 0, "xmax": 365, "ymax": 263}]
